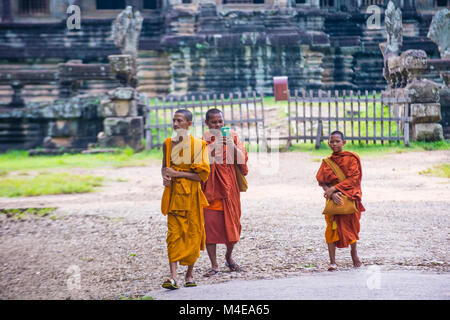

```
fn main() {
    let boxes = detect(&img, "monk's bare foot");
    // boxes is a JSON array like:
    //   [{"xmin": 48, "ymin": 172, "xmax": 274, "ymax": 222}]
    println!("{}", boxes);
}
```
[{"xmin": 352, "ymin": 254, "xmax": 363, "ymax": 268}]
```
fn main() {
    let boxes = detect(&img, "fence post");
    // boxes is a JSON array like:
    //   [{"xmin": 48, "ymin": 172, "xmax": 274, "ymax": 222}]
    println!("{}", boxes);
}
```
[
  {"xmin": 315, "ymin": 120, "xmax": 323, "ymax": 149},
  {"xmin": 404, "ymin": 93, "xmax": 410, "ymax": 147},
  {"xmin": 145, "ymin": 106, "xmax": 152, "ymax": 151},
  {"xmin": 287, "ymin": 89, "xmax": 291, "ymax": 144}
]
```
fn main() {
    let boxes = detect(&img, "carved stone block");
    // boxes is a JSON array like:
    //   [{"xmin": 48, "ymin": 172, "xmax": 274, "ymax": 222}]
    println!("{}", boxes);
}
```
[
  {"xmin": 406, "ymin": 79, "xmax": 440, "ymax": 103},
  {"xmin": 410, "ymin": 103, "xmax": 442, "ymax": 123},
  {"xmin": 411, "ymin": 123, "xmax": 444, "ymax": 142},
  {"xmin": 103, "ymin": 117, "xmax": 143, "ymax": 137}
]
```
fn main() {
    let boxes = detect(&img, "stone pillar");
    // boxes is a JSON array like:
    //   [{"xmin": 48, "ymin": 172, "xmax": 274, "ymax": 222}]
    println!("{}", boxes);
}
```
[
  {"xmin": 402, "ymin": 50, "xmax": 444, "ymax": 142},
  {"xmin": 427, "ymin": 8, "xmax": 449, "ymax": 139},
  {"xmin": 126, "ymin": 0, "xmax": 140, "ymax": 7},
  {"xmin": 278, "ymin": 0, "xmax": 290, "ymax": 8},
  {"xmin": 10, "ymin": 82, "xmax": 25, "ymax": 108},
  {"xmin": 310, "ymin": 0, "xmax": 320, "ymax": 8},
  {"xmin": 2, "ymin": 0, "xmax": 12, "ymax": 23},
  {"xmin": 98, "ymin": 87, "xmax": 145, "ymax": 151}
]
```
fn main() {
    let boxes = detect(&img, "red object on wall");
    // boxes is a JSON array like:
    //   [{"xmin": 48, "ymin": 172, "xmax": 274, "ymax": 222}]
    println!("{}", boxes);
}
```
[{"xmin": 274, "ymin": 76, "xmax": 288, "ymax": 101}]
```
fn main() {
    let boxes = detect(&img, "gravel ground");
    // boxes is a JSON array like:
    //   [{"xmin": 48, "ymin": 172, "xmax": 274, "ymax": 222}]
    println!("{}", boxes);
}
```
[{"xmin": 0, "ymin": 150, "xmax": 449, "ymax": 300}]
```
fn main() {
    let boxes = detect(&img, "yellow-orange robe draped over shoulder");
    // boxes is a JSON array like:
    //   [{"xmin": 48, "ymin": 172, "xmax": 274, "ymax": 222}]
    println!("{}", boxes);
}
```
[
  {"xmin": 316, "ymin": 151, "xmax": 365, "ymax": 248},
  {"xmin": 161, "ymin": 135, "xmax": 210, "ymax": 265},
  {"xmin": 201, "ymin": 130, "xmax": 248, "ymax": 244}
]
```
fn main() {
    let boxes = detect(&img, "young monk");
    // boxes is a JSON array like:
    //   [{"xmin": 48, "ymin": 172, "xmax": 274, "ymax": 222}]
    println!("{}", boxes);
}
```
[
  {"xmin": 201, "ymin": 108, "xmax": 248, "ymax": 277},
  {"xmin": 316, "ymin": 130, "xmax": 365, "ymax": 271},
  {"xmin": 160, "ymin": 109, "xmax": 210, "ymax": 289}
]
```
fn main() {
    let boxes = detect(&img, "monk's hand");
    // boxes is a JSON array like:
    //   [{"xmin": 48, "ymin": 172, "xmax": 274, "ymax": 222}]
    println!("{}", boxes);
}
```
[
  {"xmin": 331, "ymin": 192, "xmax": 344, "ymax": 205},
  {"xmin": 324, "ymin": 186, "xmax": 336, "ymax": 199},
  {"xmin": 165, "ymin": 167, "xmax": 180, "ymax": 178},
  {"xmin": 163, "ymin": 177, "xmax": 171, "ymax": 187},
  {"xmin": 222, "ymin": 136, "xmax": 234, "ymax": 146}
]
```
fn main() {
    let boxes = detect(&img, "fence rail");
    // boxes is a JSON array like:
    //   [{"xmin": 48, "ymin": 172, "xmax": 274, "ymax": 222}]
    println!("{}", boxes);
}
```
[
  {"xmin": 287, "ymin": 89, "xmax": 411, "ymax": 147},
  {"xmin": 143, "ymin": 89, "xmax": 411, "ymax": 150},
  {"xmin": 143, "ymin": 92, "xmax": 265, "ymax": 150}
]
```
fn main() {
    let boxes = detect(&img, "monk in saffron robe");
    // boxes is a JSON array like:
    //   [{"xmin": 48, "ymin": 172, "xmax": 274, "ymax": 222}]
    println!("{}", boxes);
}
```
[
  {"xmin": 160, "ymin": 109, "xmax": 210, "ymax": 289},
  {"xmin": 201, "ymin": 108, "xmax": 248, "ymax": 276},
  {"xmin": 316, "ymin": 130, "xmax": 365, "ymax": 271}
]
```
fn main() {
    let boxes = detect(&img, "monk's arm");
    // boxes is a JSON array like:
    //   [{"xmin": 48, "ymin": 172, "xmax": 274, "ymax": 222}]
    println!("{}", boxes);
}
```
[
  {"xmin": 165, "ymin": 167, "xmax": 202, "ymax": 182},
  {"xmin": 162, "ymin": 143, "xmax": 171, "ymax": 186},
  {"xmin": 174, "ymin": 171, "xmax": 202, "ymax": 182},
  {"xmin": 162, "ymin": 142, "xmax": 167, "ymax": 171}
]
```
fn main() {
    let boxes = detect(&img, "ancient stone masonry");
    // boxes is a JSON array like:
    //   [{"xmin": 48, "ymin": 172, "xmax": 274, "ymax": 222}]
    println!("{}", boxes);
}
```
[
  {"xmin": 97, "ymin": 86, "xmax": 146, "ymax": 152},
  {"xmin": 111, "ymin": 5, "xmax": 144, "ymax": 88},
  {"xmin": 0, "ymin": 96, "xmax": 104, "ymax": 154},
  {"xmin": 161, "ymin": 4, "xmax": 331, "ymax": 95},
  {"xmin": 427, "ymin": 8, "xmax": 450, "ymax": 139},
  {"xmin": 0, "ymin": 1, "xmax": 444, "ymax": 100},
  {"xmin": 0, "ymin": 6, "xmax": 147, "ymax": 153},
  {"xmin": 381, "ymin": 2, "xmax": 447, "ymax": 142},
  {"xmin": 95, "ymin": 7, "xmax": 146, "ymax": 152}
]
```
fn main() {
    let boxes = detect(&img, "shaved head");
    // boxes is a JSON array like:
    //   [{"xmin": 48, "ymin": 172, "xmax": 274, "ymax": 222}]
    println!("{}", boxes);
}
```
[
  {"xmin": 330, "ymin": 130, "xmax": 345, "ymax": 140},
  {"xmin": 205, "ymin": 108, "xmax": 223, "ymax": 121},
  {"xmin": 175, "ymin": 109, "xmax": 193, "ymax": 122}
]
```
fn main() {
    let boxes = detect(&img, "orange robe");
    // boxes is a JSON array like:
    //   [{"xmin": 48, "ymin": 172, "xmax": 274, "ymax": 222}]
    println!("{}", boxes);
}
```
[
  {"xmin": 161, "ymin": 136, "xmax": 210, "ymax": 265},
  {"xmin": 201, "ymin": 130, "xmax": 248, "ymax": 244},
  {"xmin": 316, "ymin": 151, "xmax": 365, "ymax": 248}
]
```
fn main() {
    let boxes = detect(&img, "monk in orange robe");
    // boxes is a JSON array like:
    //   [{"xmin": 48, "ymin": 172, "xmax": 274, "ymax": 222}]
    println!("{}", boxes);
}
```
[
  {"xmin": 160, "ymin": 109, "xmax": 210, "ymax": 289},
  {"xmin": 316, "ymin": 130, "xmax": 365, "ymax": 271},
  {"xmin": 201, "ymin": 108, "xmax": 248, "ymax": 276}
]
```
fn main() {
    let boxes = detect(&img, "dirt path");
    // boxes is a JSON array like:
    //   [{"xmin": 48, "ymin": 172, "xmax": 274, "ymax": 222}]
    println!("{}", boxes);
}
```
[{"xmin": 0, "ymin": 150, "xmax": 449, "ymax": 300}]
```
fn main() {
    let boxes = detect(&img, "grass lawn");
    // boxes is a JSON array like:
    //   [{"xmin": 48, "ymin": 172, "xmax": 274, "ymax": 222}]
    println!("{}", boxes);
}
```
[
  {"xmin": 0, "ymin": 138, "xmax": 447, "ymax": 197},
  {"xmin": 0, "ymin": 147, "xmax": 162, "ymax": 176},
  {"xmin": 0, "ymin": 172, "xmax": 104, "ymax": 197},
  {"xmin": 419, "ymin": 163, "xmax": 450, "ymax": 178},
  {"xmin": 0, "ymin": 207, "xmax": 57, "ymax": 220}
]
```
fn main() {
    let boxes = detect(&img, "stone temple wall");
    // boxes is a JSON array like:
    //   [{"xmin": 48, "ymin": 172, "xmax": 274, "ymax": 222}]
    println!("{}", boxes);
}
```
[{"xmin": 0, "ymin": 4, "xmax": 442, "ymax": 102}]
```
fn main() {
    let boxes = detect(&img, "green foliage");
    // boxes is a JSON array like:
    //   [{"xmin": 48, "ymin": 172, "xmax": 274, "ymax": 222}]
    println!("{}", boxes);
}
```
[
  {"xmin": 419, "ymin": 163, "xmax": 450, "ymax": 178},
  {"xmin": 0, "ymin": 172, "xmax": 104, "ymax": 197},
  {"xmin": 1, "ymin": 207, "xmax": 57, "ymax": 220},
  {"xmin": 0, "ymin": 148, "xmax": 162, "ymax": 175},
  {"xmin": 118, "ymin": 295, "xmax": 153, "ymax": 300}
]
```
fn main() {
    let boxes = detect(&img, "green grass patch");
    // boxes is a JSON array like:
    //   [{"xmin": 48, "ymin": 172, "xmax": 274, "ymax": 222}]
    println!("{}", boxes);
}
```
[
  {"xmin": 1, "ymin": 207, "xmax": 57, "ymax": 220},
  {"xmin": 419, "ymin": 163, "xmax": 450, "ymax": 178},
  {"xmin": 118, "ymin": 295, "xmax": 153, "ymax": 300},
  {"xmin": 0, "ymin": 172, "xmax": 104, "ymax": 197},
  {"xmin": 0, "ymin": 148, "xmax": 162, "ymax": 175}
]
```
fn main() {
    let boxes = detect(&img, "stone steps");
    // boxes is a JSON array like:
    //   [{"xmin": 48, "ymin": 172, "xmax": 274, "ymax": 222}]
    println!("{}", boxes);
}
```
[
  {"xmin": 137, "ymin": 51, "xmax": 171, "ymax": 98},
  {"xmin": 0, "ymin": 120, "xmax": 44, "ymax": 152}
]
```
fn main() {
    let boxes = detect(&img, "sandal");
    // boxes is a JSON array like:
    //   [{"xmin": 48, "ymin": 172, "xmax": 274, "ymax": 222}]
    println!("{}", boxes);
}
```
[
  {"xmin": 225, "ymin": 261, "xmax": 244, "ymax": 272},
  {"xmin": 203, "ymin": 269, "xmax": 220, "ymax": 278},
  {"xmin": 162, "ymin": 278, "xmax": 179, "ymax": 290},
  {"xmin": 327, "ymin": 264, "xmax": 338, "ymax": 271},
  {"xmin": 184, "ymin": 281, "xmax": 197, "ymax": 288}
]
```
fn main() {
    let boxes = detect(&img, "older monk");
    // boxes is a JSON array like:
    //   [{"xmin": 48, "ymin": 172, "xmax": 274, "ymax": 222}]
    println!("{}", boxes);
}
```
[{"xmin": 161, "ymin": 109, "xmax": 210, "ymax": 289}]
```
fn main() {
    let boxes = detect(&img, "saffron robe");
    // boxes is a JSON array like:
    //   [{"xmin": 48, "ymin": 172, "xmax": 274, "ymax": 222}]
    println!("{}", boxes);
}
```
[
  {"xmin": 316, "ymin": 151, "xmax": 365, "ymax": 248},
  {"xmin": 202, "ymin": 130, "xmax": 248, "ymax": 244},
  {"xmin": 161, "ymin": 135, "xmax": 210, "ymax": 265}
]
